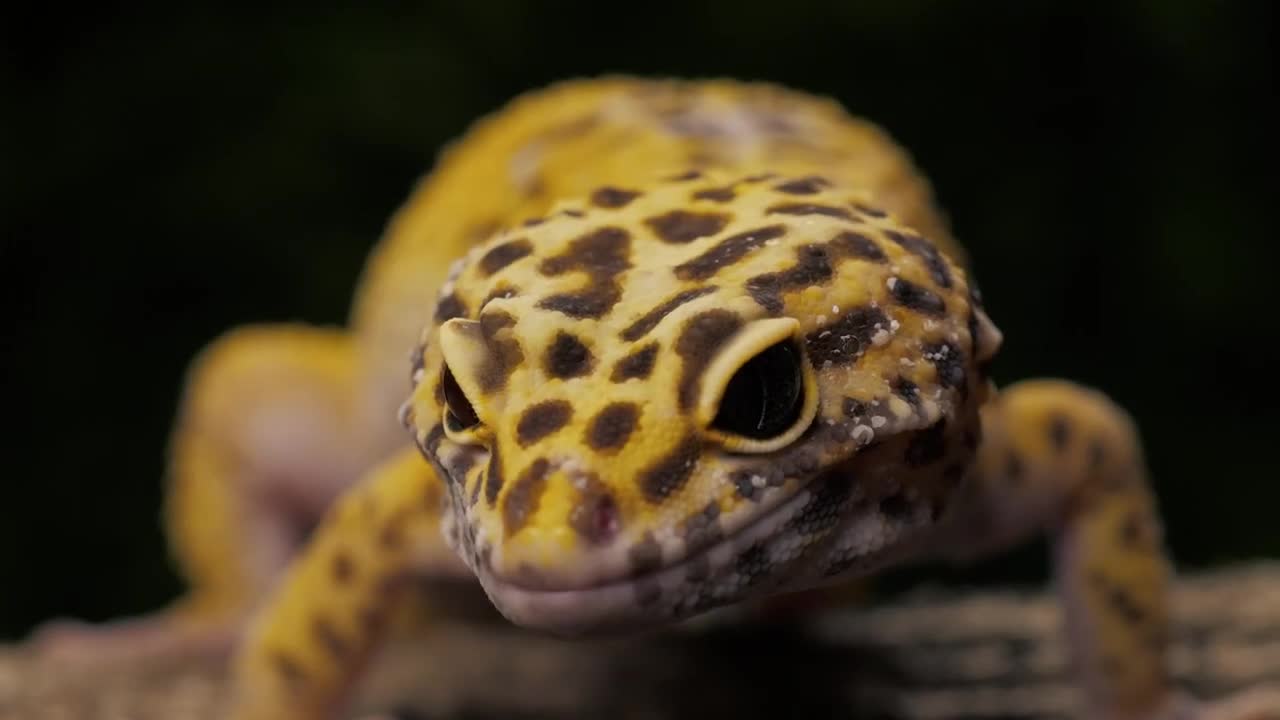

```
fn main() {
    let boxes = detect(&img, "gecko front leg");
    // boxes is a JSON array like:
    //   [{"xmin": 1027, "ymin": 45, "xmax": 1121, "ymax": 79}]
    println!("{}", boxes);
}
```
[
  {"xmin": 937, "ymin": 379, "xmax": 1274, "ymax": 720},
  {"xmin": 227, "ymin": 445, "xmax": 464, "ymax": 720}
]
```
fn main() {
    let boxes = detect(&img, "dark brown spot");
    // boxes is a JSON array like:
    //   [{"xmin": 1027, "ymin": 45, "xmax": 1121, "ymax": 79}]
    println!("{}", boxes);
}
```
[
  {"xmin": 666, "ymin": 169, "xmax": 703, "ymax": 182},
  {"xmin": 644, "ymin": 209, "xmax": 732, "ymax": 244},
  {"xmin": 478, "ymin": 238, "xmax": 533, "ymax": 276},
  {"xmin": 692, "ymin": 186, "xmax": 736, "ymax": 202},
  {"xmin": 620, "ymin": 286, "xmax": 718, "ymax": 341},
  {"xmin": 924, "ymin": 341, "xmax": 966, "ymax": 392},
  {"xmin": 523, "ymin": 174, "xmax": 548, "ymax": 199},
  {"xmin": 545, "ymin": 332, "xmax": 594, "ymax": 378},
  {"xmin": 629, "ymin": 532, "xmax": 663, "ymax": 573},
  {"xmin": 1088, "ymin": 570, "xmax": 1145, "ymax": 626},
  {"xmin": 476, "ymin": 310, "xmax": 524, "ymax": 394},
  {"xmin": 767, "ymin": 202, "xmax": 855, "ymax": 221},
  {"xmin": 681, "ymin": 502, "xmax": 723, "ymax": 554},
  {"xmin": 561, "ymin": 208, "xmax": 584, "ymax": 218},
  {"xmin": 675, "ymin": 310, "xmax": 744, "ymax": 410},
  {"xmin": 746, "ymin": 243, "xmax": 836, "ymax": 314},
  {"xmin": 892, "ymin": 377, "xmax": 921, "ymax": 410},
  {"xmin": 805, "ymin": 306, "xmax": 891, "ymax": 367},
  {"xmin": 311, "ymin": 616, "xmax": 350, "ymax": 661},
  {"xmin": 611, "ymin": 342, "xmax": 659, "ymax": 382},
  {"xmin": 1048, "ymin": 415, "xmax": 1071, "ymax": 452},
  {"xmin": 271, "ymin": 651, "xmax": 307, "ymax": 691},
  {"xmin": 732, "ymin": 470, "xmax": 763, "ymax": 501},
  {"xmin": 485, "ymin": 446, "xmax": 505, "ymax": 505},
  {"xmin": 331, "ymin": 549, "xmax": 356, "ymax": 585},
  {"xmin": 742, "ymin": 172, "xmax": 776, "ymax": 183},
  {"xmin": 675, "ymin": 225, "xmax": 787, "ymax": 281},
  {"xmin": 842, "ymin": 397, "xmax": 867, "ymax": 418},
  {"xmin": 830, "ymin": 231, "xmax": 888, "ymax": 263},
  {"xmin": 537, "ymin": 227, "xmax": 631, "ymax": 319},
  {"xmin": 889, "ymin": 277, "xmax": 947, "ymax": 316},
  {"xmin": 569, "ymin": 479, "xmax": 620, "ymax": 545},
  {"xmin": 516, "ymin": 401, "xmax": 573, "ymax": 446},
  {"xmin": 434, "ymin": 292, "xmax": 468, "ymax": 324},
  {"xmin": 853, "ymin": 203, "xmax": 887, "ymax": 218},
  {"xmin": 377, "ymin": 510, "xmax": 408, "ymax": 551},
  {"xmin": 773, "ymin": 176, "xmax": 830, "ymax": 195},
  {"xmin": 645, "ymin": 208, "xmax": 737, "ymax": 244},
  {"xmin": 638, "ymin": 435, "xmax": 702, "ymax": 503},
  {"xmin": 886, "ymin": 230, "xmax": 952, "ymax": 288},
  {"xmin": 586, "ymin": 403, "xmax": 639, "ymax": 451},
  {"xmin": 905, "ymin": 420, "xmax": 948, "ymax": 467},
  {"xmin": 503, "ymin": 459, "xmax": 550, "ymax": 537},
  {"xmin": 590, "ymin": 186, "xmax": 641, "ymax": 209},
  {"xmin": 522, "ymin": 216, "xmax": 546, "ymax": 227}
]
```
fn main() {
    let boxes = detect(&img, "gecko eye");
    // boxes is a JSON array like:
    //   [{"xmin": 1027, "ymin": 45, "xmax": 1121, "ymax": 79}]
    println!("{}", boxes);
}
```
[
  {"xmin": 712, "ymin": 341, "xmax": 805, "ymax": 440},
  {"xmin": 441, "ymin": 366, "xmax": 480, "ymax": 431}
]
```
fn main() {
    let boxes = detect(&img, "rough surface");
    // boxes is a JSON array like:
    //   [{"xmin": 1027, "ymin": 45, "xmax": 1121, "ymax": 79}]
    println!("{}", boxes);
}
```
[{"xmin": 4, "ymin": 563, "xmax": 1278, "ymax": 720}]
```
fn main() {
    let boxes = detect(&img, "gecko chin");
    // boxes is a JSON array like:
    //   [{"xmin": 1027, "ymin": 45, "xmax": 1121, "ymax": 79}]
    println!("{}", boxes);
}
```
[{"xmin": 470, "ymin": 467, "xmax": 932, "ymax": 636}]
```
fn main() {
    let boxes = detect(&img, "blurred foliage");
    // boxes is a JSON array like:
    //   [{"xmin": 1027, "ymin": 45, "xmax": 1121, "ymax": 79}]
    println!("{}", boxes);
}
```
[{"xmin": 1, "ymin": 2, "xmax": 1276, "ymax": 639}]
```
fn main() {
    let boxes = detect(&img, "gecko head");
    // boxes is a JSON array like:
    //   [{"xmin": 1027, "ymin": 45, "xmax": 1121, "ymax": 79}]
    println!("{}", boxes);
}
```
[{"xmin": 403, "ymin": 171, "xmax": 1000, "ymax": 633}]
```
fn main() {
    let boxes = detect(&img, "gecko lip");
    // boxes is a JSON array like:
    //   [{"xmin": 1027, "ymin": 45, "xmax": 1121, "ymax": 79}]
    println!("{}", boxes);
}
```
[{"xmin": 473, "ymin": 471, "xmax": 832, "ymax": 635}]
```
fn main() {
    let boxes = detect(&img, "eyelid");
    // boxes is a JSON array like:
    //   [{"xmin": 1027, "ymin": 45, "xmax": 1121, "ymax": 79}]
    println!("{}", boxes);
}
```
[
  {"xmin": 698, "ymin": 318, "xmax": 818, "ymax": 453},
  {"xmin": 436, "ymin": 318, "xmax": 497, "ymax": 447}
]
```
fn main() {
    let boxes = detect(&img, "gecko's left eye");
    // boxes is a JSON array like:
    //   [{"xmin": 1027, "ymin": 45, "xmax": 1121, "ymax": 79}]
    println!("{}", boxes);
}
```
[
  {"xmin": 712, "ymin": 341, "xmax": 805, "ymax": 439},
  {"xmin": 441, "ymin": 366, "xmax": 480, "ymax": 432},
  {"xmin": 699, "ymin": 318, "xmax": 819, "ymax": 454}
]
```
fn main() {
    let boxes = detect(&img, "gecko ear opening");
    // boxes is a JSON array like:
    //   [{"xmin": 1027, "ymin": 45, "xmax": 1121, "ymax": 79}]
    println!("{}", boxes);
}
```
[{"xmin": 698, "ymin": 318, "xmax": 818, "ymax": 453}]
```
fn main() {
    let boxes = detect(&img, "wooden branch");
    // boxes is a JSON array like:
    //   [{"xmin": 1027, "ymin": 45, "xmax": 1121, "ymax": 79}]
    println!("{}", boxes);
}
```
[{"xmin": 3, "ymin": 563, "xmax": 1279, "ymax": 720}]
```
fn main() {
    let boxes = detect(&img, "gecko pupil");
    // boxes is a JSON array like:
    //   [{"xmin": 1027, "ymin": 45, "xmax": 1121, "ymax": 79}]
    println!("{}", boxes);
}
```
[
  {"xmin": 712, "ymin": 341, "xmax": 804, "ymax": 439},
  {"xmin": 441, "ymin": 366, "xmax": 480, "ymax": 429}
]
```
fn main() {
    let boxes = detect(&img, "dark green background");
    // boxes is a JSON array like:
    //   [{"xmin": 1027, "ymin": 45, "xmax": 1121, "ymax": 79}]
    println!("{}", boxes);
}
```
[{"xmin": 3, "ymin": 2, "xmax": 1277, "ymax": 640}]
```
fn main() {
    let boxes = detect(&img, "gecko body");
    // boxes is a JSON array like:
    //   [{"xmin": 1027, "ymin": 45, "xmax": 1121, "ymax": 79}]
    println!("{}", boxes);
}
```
[{"xmin": 63, "ymin": 79, "xmax": 1258, "ymax": 720}]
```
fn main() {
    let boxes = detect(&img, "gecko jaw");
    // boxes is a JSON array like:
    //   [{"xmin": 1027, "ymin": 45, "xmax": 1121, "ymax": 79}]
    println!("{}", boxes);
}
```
[
  {"xmin": 469, "ymin": 464, "xmax": 921, "ymax": 635},
  {"xmin": 472, "ymin": 479, "xmax": 816, "ymax": 634}
]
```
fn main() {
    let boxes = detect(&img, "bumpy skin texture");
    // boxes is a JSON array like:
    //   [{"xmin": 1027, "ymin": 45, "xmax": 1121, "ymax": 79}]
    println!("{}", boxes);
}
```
[{"xmin": 138, "ymin": 78, "xmax": 1223, "ymax": 720}]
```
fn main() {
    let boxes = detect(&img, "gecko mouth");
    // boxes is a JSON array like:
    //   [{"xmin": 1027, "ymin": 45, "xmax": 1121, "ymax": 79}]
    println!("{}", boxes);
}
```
[
  {"xmin": 475, "ymin": 483, "xmax": 815, "ymax": 634},
  {"xmin": 473, "ymin": 465, "xmax": 913, "ymax": 635}
]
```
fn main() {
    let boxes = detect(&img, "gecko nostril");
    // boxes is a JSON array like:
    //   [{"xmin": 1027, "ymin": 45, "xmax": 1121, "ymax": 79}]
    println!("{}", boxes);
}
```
[{"xmin": 570, "ymin": 491, "xmax": 620, "ymax": 546}]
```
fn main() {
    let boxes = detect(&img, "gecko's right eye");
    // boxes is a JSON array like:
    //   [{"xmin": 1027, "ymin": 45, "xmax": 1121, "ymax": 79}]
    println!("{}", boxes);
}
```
[{"xmin": 441, "ymin": 366, "xmax": 480, "ymax": 432}]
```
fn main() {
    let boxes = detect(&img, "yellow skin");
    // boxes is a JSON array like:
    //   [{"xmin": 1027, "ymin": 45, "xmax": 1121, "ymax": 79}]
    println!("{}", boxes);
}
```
[{"xmin": 45, "ymin": 79, "xmax": 1254, "ymax": 718}]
